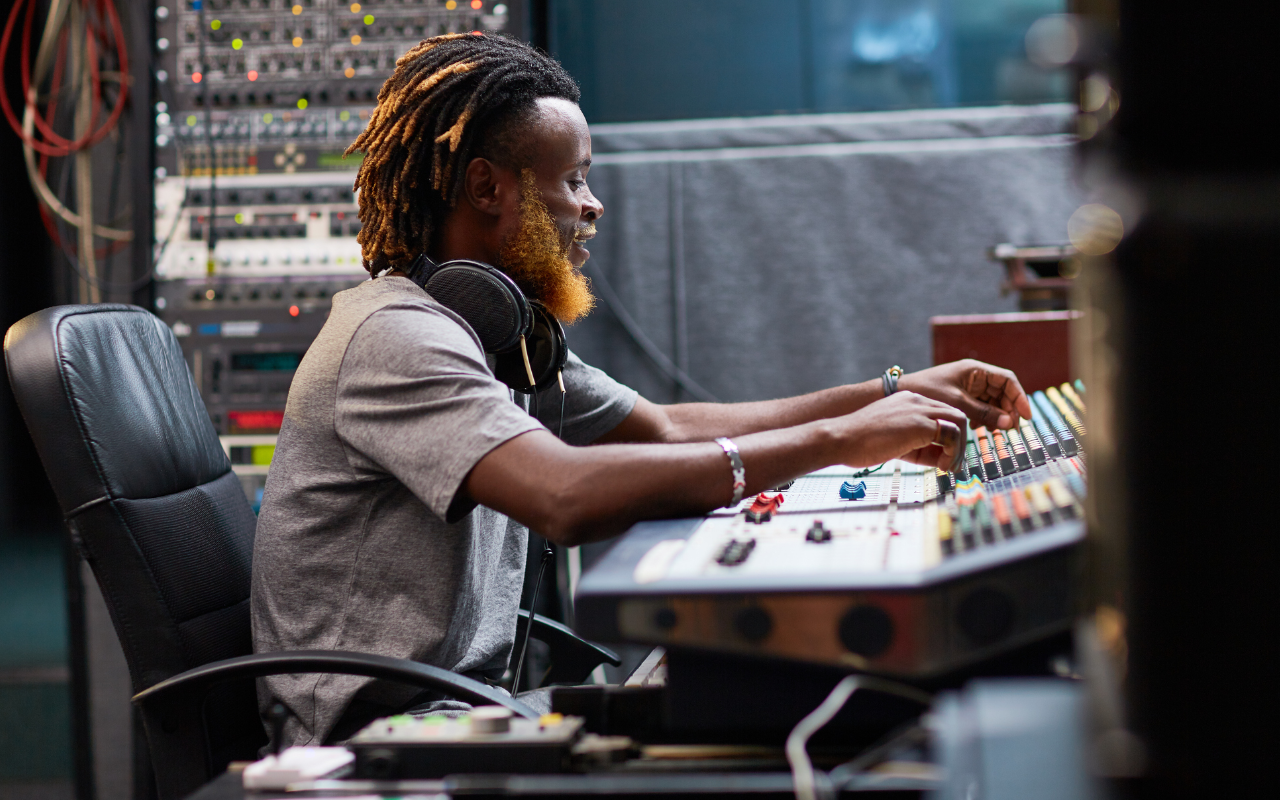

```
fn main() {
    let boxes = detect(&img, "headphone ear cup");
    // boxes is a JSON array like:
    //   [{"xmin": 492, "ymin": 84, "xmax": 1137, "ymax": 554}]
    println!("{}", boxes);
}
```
[
  {"xmin": 423, "ymin": 261, "xmax": 532, "ymax": 353},
  {"xmin": 492, "ymin": 301, "xmax": 566, "ymax": 394}
]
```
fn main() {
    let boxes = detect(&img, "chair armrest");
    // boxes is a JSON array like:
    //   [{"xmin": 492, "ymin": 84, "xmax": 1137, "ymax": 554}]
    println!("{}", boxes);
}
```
[
  {"xmin": 133, "ymin": 650, "xmax": 537, "ymax": 800},
  {"xmin": 133, "ymin": 650, "xmax": 538, "ymax": 719},
  {"xmin": 517, "ymin": 610, "xmax": 621, "ymax": 686}
]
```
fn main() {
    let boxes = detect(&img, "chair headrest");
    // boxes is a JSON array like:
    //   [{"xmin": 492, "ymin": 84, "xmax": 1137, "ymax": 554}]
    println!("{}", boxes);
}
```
[{"xmin": 4, "ymin": 304, "xmax": 230, "ymax": 516}]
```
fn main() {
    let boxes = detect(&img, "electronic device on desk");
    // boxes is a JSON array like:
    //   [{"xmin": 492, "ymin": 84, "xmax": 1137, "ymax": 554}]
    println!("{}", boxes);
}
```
[
  {"xmin": 343, "ymin": 708, "xmax": 631, "ymax": 781},
  {"xmin": 569, "ymin": 383, "xmax": 1087, "ymax": 741}
]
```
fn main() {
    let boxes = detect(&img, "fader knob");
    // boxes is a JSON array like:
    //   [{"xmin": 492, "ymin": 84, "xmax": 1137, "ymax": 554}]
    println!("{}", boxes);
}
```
[{"xmin": 838, "ymin": 605, "xmax": 893, "ymax": 658}]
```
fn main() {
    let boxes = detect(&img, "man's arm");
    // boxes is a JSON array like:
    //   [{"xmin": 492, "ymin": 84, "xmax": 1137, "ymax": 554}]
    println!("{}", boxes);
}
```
[
  {"xmin": 463, "ymin": 391, "xmax": 968, "ymax": 547},
  {"xmin": 596, "ymin": 359, "xmax": 1034, "ymax": 445}
]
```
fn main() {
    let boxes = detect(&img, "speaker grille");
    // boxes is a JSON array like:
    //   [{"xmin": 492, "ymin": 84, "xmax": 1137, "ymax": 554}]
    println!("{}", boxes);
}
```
[{"xmin": 426, "ymin": 267, "xmax": 523, "ymax": 352}]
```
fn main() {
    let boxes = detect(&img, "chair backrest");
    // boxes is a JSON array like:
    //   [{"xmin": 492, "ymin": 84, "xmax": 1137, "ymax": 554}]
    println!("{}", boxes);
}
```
[{"xmin": 3, "ymin": 305, "xmax": 263, "ymax": 768}]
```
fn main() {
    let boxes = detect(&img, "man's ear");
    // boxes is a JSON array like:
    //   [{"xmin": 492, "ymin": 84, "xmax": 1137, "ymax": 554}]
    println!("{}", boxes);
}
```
[{"xmin": 463, "ymin": 157, "xmax": 511, "ymax": 217}]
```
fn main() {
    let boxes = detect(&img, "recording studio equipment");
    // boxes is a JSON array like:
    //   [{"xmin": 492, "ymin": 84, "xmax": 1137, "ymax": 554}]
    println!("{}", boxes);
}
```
[
  {"xmin": 990, "ymin": 243, "xmax": 1079, "ymax": 311},
  {"xmin": 407, "ymin": 253, "xmax": 568, "ymax": 394},
  {"xmin": 149, "ymin": 2, "xmax": 519, "ymax": 506},
  {"xmin": 346, "ymin": 710, "xmax": 606, "ymax": 779},
  {"xmin": 575, "ymin": 383, "xmax": 1088, "ymax": 682}
]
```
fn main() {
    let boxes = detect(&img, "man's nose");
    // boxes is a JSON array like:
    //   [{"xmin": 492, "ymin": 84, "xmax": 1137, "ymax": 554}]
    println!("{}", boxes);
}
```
[{"xmin": 583, "ymin": 189, "xmax": 603, "ymax": 222}]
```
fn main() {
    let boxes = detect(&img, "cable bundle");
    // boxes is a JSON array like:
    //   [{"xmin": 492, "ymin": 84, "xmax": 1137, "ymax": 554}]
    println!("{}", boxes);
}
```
[{"xmin": 1, "ymin": 0, "xmax": 133, "ymax": 301}]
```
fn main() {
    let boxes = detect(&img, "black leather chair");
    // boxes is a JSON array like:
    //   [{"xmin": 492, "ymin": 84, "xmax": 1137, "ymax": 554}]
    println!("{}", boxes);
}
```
[{"xmin": 4, "ymin": 304, "xmax": 618, "ymax": 800}]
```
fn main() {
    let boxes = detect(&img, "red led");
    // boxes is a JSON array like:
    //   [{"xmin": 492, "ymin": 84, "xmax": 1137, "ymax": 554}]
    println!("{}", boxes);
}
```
[
  {"xmin": 289, "ymin": 305, "xmax": 300, "ymax": 317},
  {"xmin": 470, "ymin": 0, "xmax": 483, "ymax": 8},
  {"xmin": 191, "ymin": 72, "xmax": 203, "ymax": 83},
  {"xmin": 247, "ymin": 70, "xmax": 258, "ymax": 81}
]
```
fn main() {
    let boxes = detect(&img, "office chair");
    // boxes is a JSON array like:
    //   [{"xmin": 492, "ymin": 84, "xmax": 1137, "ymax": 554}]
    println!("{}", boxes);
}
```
[{"xmin": 4, "ymin": 304, "xmax": 619, "ymax": 800}]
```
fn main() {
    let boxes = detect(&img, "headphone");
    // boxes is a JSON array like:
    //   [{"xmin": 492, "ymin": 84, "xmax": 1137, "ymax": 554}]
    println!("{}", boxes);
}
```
[{"xmin": 406, "ymin": 253, "xmax": 567, "ymax": 395}]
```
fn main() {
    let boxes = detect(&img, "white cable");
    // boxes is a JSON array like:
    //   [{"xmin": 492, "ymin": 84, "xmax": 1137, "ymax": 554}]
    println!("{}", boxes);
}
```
[
  {"xmin": 20, "ymin": 57, "xmax": 133, "ymax": 240},
  {"xmin": 785, "ymin": 675, "xmax": 933, "ymax": 800},
  {"xmin": 73, "ymin": 9, "xmax": 98, "ymax": 303},
  {"xmin": 32, "ymin": 0, "xmax": 72, "ymax": 87}
]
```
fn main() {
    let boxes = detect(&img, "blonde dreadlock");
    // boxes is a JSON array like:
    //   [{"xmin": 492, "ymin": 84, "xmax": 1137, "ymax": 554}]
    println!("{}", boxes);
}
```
[{"xmin": 345, "ymin": 34, "xmax": 580, "ymax": 275}]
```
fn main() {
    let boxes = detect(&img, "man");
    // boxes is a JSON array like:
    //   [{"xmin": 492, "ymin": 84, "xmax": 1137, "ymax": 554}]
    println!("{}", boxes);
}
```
[{"xmin": 251, "ymin": 33, "xmax": 1031, "ymax": 747}]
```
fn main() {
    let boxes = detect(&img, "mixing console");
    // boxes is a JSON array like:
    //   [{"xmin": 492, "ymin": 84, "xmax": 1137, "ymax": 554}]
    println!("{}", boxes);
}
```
[{"xmin": 576, "ymin": 384, "xmax": 1087, "ymax": 680}]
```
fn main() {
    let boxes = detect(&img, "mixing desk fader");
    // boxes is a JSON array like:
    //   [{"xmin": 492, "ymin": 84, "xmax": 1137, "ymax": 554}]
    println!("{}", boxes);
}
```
[{"xmin": 575, "ymin": 384, "xmax": 1088, "ymax": 680}]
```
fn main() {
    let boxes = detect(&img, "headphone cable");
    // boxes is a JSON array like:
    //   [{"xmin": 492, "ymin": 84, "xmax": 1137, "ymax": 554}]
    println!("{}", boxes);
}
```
[
  {"xmin": 511, "ymin": 372, "xmax": 567, "ymax": 696},
  {"xmin": 510, "ymin": 539, "xmax": 554, "ymax": 696}
]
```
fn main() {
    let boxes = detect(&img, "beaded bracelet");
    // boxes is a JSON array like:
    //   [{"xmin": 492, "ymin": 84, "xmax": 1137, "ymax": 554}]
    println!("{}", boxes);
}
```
[{"xmin": 714, "ymin": 437, "xmax": 746, "ymax": 507}]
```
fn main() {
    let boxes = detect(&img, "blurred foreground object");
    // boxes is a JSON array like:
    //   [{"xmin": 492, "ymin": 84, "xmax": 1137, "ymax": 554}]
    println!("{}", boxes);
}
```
[{"xmin": 1072, "ymin": 1, "xmax": 1278, "ymax": 797}]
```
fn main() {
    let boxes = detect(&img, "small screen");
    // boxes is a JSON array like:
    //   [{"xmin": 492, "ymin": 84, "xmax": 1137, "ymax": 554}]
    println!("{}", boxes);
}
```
[
  {"xmin": 231, "ymin": 352, "xmax": 305, "ymax": 371},
  {"xmin": 319, "ymin": 151, "xmax": 361, "ymax": 168},
  {"xmin": 227, "ymin": 410, "xmax": 284, "ymax": 434}
]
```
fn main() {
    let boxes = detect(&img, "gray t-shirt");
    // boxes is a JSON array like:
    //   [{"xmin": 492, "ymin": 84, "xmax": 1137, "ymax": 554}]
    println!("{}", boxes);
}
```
[{"xmin": 250, "ymin": 276, "xmax": 637, "ymax": 746}]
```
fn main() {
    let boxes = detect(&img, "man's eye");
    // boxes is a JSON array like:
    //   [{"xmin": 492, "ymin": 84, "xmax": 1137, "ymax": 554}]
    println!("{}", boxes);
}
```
[{"xmin": 569, "ymin": 179, "xmax": 585, "ymax": 189}]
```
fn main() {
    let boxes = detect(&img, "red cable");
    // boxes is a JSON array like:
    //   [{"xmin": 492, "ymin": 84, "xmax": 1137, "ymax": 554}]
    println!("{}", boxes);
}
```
[
  {"xmin": 1, "ymin": 0, "xmax": 130, "ymax": 155},
  {"xmin": 36, "ymin": 27, "xmax": 68, "ymax": 178},
  {"xmin": 20, "ymin": 0, "xmax": 89, "ymax": 150},
  {"xmin": 0, "ymin": 0, "xmax": 65, "ymax": 155},
  {"xmin": 22, "ymin": 2, "xmax": 127, "ymax": 260},
  {"xmin": 35, "ymin": 29, "xmax": 67, "ymax": 247},
  {"xmin": 84, "ymin": 0, "xmax": 129, "ymax": 147}
]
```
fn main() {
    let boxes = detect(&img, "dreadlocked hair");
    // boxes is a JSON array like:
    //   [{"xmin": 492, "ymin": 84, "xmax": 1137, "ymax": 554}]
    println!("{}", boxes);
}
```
[{"xmin": 346, "ymin": 33, "xmax": 580, "ymax": 275}]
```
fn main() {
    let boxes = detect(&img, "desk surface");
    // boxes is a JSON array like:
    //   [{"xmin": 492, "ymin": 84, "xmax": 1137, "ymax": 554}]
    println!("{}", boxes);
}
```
[
  {"xmin": 190, "ymin": 769, "xmax": 932, "ymax": 799},
  {"xmin": 186, "ymin": 679, "xmax": 1087, "ymax": 800}
]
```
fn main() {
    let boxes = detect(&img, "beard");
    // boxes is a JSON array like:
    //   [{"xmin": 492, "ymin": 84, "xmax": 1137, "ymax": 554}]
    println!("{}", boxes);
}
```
[{"xmin": 499, "ymin": 170, "xmax": 596, "ymax": 325}]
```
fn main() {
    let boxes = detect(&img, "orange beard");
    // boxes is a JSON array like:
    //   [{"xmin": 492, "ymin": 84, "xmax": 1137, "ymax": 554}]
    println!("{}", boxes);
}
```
[{"xmin": 499, "ymin": 170, "xmax": 596, "ymax": 325}]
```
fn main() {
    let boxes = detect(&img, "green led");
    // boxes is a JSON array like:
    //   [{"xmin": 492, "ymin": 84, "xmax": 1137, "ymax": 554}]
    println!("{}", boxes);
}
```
[
  {"xmin": 251, "ymin": 445, "xmax": 276, "ymax": 466},
  {"xmin": 186, "ymin": 114, "xmax": 197, "ymax": 126},
  {"xmin": 296, "ymin": 98, "xmax": 308, "ymax": 110},
  {"xmin": 234, "ymin": 213, "xmax": 244, "ymax": 224},
  {"xmin": 339, "ymin": 110, "xmax": 350, "ymax": 121},
  {"xmin": 210, "ymin": 19, "xmax": 221, "ymax": 30},
  {"xmin": 263, "ymin": 113, "xmax": 273, "ymax": 123},
  {"xmin": 232, "ymin": 38, "xmax": 243, "ymax": 50},
  {"xmin": 363, "ymin": 14, "xmax": 374, "ymax": 24}
]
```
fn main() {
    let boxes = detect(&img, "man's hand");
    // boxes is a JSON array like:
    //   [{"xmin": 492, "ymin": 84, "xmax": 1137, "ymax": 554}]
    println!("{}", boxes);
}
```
[
  {"xmin": 897, "ymin": 359, "xmax": 1032, "ymax": 430},
  {"xmin": 831, "ymin": 391, "xmax": 969, "ymax": 471}
]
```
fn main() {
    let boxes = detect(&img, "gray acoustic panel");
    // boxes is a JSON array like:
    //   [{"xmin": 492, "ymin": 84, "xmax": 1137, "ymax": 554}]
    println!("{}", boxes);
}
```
[{"xmin": 569, "ymin": 105, "xmax": 1082, "ymax": 404}]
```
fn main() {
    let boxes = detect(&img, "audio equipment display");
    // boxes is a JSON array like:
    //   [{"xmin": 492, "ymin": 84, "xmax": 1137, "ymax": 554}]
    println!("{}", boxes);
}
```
[
  {"xmin": 151, "ymin": 0, "xmax": 512, "ymax": 180},
  {"xmin": 150, "ymin": 2, "xmax": 518, "ymax": 507},
  {"xmin": 575, "ymin": 384, "xmax": 1088, "ymax": 680}
]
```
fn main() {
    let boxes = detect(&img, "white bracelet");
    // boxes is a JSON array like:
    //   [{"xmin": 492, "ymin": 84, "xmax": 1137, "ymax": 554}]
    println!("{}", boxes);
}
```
[{"xmin": 715, "ymin": 437, "xmax": 746, "ymax": 507}]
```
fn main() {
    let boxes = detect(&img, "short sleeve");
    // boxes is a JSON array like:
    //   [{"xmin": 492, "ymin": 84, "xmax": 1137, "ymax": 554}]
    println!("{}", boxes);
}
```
[
  {"xmin": 532, "ymin": 351, "xmax": 638, "ymax": 446},
  {"xmin": 335, "ymin": 304, "xmax": 543, "ymax": 520}
]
